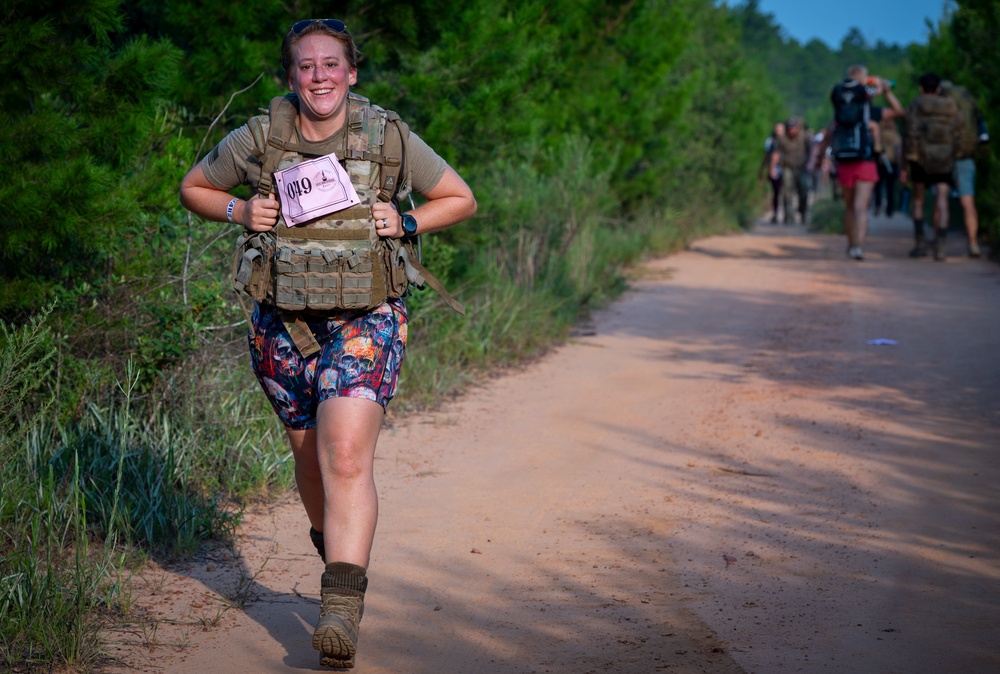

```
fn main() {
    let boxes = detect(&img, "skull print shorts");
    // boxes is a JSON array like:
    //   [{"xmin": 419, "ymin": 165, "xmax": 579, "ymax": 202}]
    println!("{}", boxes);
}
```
[{"xmin": 247, "ymin": 299, "xmax": 408, "ymax": 430}]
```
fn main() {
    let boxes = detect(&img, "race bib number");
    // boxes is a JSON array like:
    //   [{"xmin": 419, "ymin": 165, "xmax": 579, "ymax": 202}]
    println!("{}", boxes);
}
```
[{"xmin": 273, "ymin": 154, "xmax": 361, "ymax": 226}]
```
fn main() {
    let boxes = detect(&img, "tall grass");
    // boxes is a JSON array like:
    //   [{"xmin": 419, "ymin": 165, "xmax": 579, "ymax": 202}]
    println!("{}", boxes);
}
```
[
  {"xmin": 809, "ymin": 194, "xmax": 846, "ymax": 234},
  {"xmin": 0, "ymin": 461, "xmax": 117, "ymax": 670},
  {"xmin": 0, "ymin": 311, "xmax": 111, "ymax": 670},
  {"xmin": 0, "ymin": 318, "xmax": 293, "ymax": 670},
  {"xmin": 0, "ymin": 309, "xmax": 55, "ymax": 470}
]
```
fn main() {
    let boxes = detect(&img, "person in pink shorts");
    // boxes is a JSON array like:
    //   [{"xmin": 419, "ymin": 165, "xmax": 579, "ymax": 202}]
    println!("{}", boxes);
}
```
[{"xmin": 818, "ymin": 65, "xmax": 904, "ymax": 260}]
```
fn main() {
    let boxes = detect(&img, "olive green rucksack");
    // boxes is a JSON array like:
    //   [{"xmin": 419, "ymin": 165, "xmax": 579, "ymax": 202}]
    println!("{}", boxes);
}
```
[
  {"xmin": 940, "ymin": 83, "xmax": 981, "ymax": 159},
  {"xmin": 908, "ymin": 94, "xmax": 960, "ymax": 175}
]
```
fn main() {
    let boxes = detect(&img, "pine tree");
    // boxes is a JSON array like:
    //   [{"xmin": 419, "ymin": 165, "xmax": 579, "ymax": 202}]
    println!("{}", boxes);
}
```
[{"xmin": 0, "ymin": 0, "xmax": 184, "ymax": 319}]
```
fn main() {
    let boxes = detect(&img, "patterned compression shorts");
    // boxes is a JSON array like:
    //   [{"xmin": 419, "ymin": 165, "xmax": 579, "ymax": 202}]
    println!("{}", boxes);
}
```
[{"xmin": 248, "ymin": 299, "xmax": 408, "ymax": 430}]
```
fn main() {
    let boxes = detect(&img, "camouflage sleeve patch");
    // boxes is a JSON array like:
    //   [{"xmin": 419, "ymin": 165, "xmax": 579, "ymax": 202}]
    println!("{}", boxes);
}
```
[{"xmin": 202, "ymin": 124, "xmax": 257, "ymax": 191}]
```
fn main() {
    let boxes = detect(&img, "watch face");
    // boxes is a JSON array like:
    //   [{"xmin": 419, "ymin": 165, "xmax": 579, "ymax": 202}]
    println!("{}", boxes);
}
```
[{"xmin": 402, "ymin": 214, "xmax": 418, "ymax": 234}]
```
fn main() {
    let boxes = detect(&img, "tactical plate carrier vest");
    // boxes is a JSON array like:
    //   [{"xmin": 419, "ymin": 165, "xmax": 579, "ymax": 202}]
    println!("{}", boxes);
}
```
[{"xmin": 232, "ymin": 93, "xmax": 463, "ymax": 352}]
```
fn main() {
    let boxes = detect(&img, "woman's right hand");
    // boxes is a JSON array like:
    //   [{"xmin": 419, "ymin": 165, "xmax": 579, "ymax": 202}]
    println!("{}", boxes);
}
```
[
  {"xmin": 241, "ymin": 193, "xmax": 281, "ymax": 231},
  {"xmin": 179, "ymin": 164, "xmax": 281, "ymax": 230}
]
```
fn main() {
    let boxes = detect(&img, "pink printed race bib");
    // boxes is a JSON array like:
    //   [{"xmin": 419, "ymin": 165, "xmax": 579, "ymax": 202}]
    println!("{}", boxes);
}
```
[{"xmin": 273, "ymin": 154, "xmax": 361, "ymax": 226}]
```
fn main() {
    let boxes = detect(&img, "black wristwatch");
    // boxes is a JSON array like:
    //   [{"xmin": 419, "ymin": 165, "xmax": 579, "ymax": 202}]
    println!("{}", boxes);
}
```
[{"xmin": 401, "ymin": 213, "xmax": 418, "ymax": 236}]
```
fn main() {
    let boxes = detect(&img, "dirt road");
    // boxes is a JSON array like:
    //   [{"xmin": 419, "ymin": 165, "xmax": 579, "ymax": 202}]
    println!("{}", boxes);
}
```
[{"xmin": 105, "ymin": 214, "xmax": 1000, "ymax": 674}]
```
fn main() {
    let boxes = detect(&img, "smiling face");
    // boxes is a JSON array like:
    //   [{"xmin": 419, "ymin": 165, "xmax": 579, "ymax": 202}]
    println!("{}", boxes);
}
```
[{"xmin": 288, "ymin": 33, "xmax": 357, "ymax": 138}]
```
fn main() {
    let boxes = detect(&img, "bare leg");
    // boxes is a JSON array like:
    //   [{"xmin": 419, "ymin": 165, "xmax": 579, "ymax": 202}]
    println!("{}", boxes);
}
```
[
  {"xmin": 912, "ymin": 183, "xmax": 926, "ymax": 222},
  {"xmin": 842, "ymin": 185, "xmax": 857, "ymax": 246},
  {"xmin": 907, "ymin": 182, "xmax": 930, "ymax": 257},
  {"xmin": 934, "ymin": 182, "xmax": 950, "ymax": 237},
  {"xmin": 960, "ymin": 194, "xmax": 979, "ymax": 244},
  {"xmin": 287, "ymin": 427, "xmax": 324, "ymax": 531},
  {"xmin": 316, "ymin": 397, "xmax": 384, "ymax": 568},
  {"xmin": 853, "ymin": 181, "xmax": 876, "ymax": 246}
]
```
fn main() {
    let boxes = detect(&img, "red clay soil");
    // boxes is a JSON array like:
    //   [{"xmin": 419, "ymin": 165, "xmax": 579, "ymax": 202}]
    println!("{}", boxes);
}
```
[{"xmin": 101, "ymin": 213, "xmax": 1000, "ymax": 674}]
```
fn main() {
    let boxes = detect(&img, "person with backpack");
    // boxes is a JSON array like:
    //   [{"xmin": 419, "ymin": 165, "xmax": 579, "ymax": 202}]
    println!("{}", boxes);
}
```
[
  {"xmin": 941, "ymin": 80, "xmax": 986, "ymax": 257},
  {"xmin": 817, "ymin": 65, "xmax": 904, "ymax": 260},
  {"xmin": 902, "ymin": 72, "xmax": 964, "ymax": 261},
  {"xmin": 873, "ymin": 115, "xmax": 902, "ymax": 217},
  {"xmin": 760, "ymin": 121, "xmax": 785, "ymax": 223},
  {"xmin": 806, "ymin": 128, "xmax": 827, "ymax": 197},
  {"xmin": 179, "ymin": 19, "xmax": 477, "ymax": 668},
  {"xmin": 770, "ymin": 117, "xmax": 812, "ymax": 224}
]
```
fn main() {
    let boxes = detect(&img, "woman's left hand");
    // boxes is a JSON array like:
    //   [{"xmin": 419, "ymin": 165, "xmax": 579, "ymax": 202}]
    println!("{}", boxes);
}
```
[
  {"xmin": 367, "ymin": 167, "xmax": 477, "ymax": 240},
  {"xmin": 371, "ymin": 202, "xmax": 401, "ymax": 238}
]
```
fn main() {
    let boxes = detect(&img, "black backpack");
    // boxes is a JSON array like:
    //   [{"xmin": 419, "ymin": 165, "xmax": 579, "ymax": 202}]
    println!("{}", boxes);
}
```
[{"xmin": 829, "ymin": 79, "xmax": 873, "ymax": 161}]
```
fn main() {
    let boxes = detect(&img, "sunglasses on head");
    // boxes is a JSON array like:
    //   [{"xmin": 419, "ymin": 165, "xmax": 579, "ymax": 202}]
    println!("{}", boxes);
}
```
[{"xmin": 290, "ymin": 19, "xmax": 347, "ymax": 35}]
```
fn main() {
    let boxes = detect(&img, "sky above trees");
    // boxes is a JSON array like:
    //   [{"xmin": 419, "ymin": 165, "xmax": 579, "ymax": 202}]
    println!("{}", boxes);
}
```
[{"xmin": 752, "ymin": 0, "xmax": 948, "ymax": 47}]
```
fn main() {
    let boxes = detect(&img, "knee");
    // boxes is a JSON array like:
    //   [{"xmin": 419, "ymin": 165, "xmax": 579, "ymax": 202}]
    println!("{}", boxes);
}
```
[{"xmin": 321, "ymin": 440, "xmax": 371, "ymax": 481}]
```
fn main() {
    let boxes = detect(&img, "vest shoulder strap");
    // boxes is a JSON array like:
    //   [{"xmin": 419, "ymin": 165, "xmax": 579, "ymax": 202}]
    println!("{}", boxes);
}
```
[
  {"xmin": 343, "ymin": 94, "xmax": 411, "ymax": 202},
  {"xmin": 250, "ymin": 94, "xmax": 299, "ymax": 197},
  {"xmin": 381, "ymin": 110, "xmax": 411, "ymax": 202}
]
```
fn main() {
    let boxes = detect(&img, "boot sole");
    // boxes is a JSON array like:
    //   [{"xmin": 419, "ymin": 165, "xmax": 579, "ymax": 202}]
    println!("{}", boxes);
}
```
[
  {"xmin": 313, "ymin": 620, "xmax": 357, "ymax": 668},
  {"xmin": 319, "ymin": 654, "xmax": 355, "ymax": 669}
]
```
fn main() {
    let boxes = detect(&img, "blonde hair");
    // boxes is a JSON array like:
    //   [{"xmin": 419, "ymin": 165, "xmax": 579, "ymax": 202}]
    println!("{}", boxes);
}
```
[{"xmin": 846, "ymin": 64, "xmax": 868, "ymax": 81}]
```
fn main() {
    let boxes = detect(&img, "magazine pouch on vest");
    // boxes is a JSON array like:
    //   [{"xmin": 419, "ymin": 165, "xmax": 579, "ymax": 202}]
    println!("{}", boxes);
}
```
[
  {"xmin": 232, "ymin": 93, "xmax": 464, "ymax": 354},
  {"xmin": 913, "ymin": 95, "xmax": 958, "ymax": 175},
  {"xmin": 830, "ymin": 80, "xmax": 873, "ymax": 161}
]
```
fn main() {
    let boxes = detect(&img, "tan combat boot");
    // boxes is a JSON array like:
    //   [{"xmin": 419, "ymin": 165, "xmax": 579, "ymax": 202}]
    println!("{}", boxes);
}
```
[{"xmin": 313, "ymin": 562, "xmax": 367, "ymax": 668}]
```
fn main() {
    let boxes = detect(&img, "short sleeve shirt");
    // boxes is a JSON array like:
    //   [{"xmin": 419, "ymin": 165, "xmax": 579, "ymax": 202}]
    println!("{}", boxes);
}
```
[
  {"xmin": 201, "ymin": 113, "xmax": 448, "ymax": 196},
  {"xmin": 776, "ymin": 132, "xmax": 810, "ymax": 169}
]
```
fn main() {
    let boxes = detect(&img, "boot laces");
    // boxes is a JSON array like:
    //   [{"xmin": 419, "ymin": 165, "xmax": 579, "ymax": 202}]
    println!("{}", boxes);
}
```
[{"xmin": 321, "ymin": 592, "xmax": 363, "ymax": 621}]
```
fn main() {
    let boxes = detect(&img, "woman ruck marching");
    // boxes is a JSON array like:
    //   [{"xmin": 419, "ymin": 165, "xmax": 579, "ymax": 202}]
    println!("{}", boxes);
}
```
[{"xmin": 179, "ymin": 18, "xmax": 476, "ymax": 668}]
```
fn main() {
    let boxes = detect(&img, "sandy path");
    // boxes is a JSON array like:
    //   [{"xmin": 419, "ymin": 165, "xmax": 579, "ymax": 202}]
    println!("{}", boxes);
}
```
[{"xmin": 104, "ymin": 214, "xmax": 1000, "ymax": 673}]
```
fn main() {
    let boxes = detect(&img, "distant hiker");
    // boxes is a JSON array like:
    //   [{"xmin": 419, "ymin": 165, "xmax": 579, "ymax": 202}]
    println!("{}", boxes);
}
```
[
  {"xmin": 761, "ymin": 121, "xmax": 785, "ymax": 223},
  {"xmin": 770, "ymin": 116, "xmax": 812, "ymax": 224},
  {"xmin": 806, "ymin": 128, "xmax": 827, "ymax": 196},
  {"xmin": 821, "ymin": 140, "xmax": 842, "ymax": 201},
  {"xmin": 817, "ymin": 64, "xmax": 904, "ymax": 260},
  {"xmin": 179, "ymin": 18, "xmax": 476, "ymax": 668},
  {"xmin": 902, "ymin": 72, "xmax": 964, "ymax": 261},
  {"xmin": 941, "ymin": 80, "xmax": 986, "ymax": 257},
  {"xmin": 873, "ymin": 115, "xmax": 902, "ymax": 217}
]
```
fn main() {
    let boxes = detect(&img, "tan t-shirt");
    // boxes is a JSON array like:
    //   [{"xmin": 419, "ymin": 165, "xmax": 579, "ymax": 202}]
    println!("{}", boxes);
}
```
[
  {"xmin": 777, "ymin": 132, "xmax": 810, "ymax": 170},
  {"xmin": 201, "ymin": 114, "xmax": 448, "ymax": 196}
]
